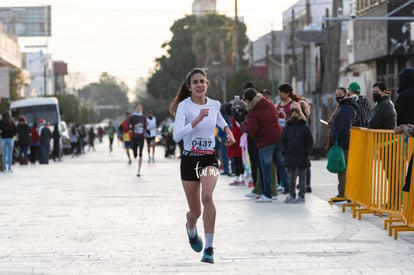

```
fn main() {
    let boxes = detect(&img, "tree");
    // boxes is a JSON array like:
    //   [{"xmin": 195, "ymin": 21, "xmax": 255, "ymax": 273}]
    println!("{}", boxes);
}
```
[
  {"xmin": 146, "ymin": 13, "xmax": 249, "ymax": 120},
  {"xmin": 80, "ymin": 73, "xmax": 129, "ymax": 120},
  {"xmin": 226, "ymin": 68, "xmax": 267, "ymax": 99},
  {"xmin": 56, "ymin": 94, "xmax": 81, "ymax": 124},
  {"xmin": 0, "ymin": 68, "xmax": 26, "ymax": 113}
]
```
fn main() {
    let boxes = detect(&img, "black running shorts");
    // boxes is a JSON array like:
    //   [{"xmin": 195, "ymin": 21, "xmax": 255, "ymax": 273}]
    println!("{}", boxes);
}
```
[{"xmin": 180, "ymin": 150, "xmax": 219, "ymax": 181}]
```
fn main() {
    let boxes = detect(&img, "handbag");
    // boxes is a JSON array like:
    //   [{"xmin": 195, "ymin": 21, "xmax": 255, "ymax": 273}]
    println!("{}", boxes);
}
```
[{"xmin": 327, "ymin": 139, "xmax": 347, "ymax": 173}]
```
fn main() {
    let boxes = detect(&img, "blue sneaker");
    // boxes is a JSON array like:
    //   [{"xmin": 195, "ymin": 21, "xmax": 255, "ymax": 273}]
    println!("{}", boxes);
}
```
[
  {"xmin": 186, "ymin": 224, "xmax": 203, "ymax": 252},
  {"xmin": 201, "ymin": 247, "xmax": 214, "ymax": 264}
]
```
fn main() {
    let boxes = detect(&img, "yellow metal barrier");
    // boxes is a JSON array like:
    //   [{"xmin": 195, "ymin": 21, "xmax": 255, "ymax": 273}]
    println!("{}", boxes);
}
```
[{"xmin": 330, "ymin": 128, "xmax": 414, "ymax": 239}]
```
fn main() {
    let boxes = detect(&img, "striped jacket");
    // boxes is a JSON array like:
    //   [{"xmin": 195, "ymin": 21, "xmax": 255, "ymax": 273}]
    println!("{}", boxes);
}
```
[{"xmin": 352, "ymin": 95, "xmax": 372, "ymax": 128}]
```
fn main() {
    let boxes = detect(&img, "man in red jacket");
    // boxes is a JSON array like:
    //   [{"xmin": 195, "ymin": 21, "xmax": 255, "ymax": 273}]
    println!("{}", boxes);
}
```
[{"xmin": 241, "ymin": 88, "xmax": 288, "ymax": 202}]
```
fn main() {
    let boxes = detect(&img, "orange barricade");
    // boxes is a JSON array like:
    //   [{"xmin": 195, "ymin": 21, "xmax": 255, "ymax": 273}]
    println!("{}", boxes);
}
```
[{"xmin": 330, "ymin": 128, "xmax": 414, "ymax": 239}]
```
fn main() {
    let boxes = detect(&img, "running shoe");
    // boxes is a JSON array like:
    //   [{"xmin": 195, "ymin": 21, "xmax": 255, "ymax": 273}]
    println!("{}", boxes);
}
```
[
  {"xmin": 201, "ymin": 247, "xmax": 214, "ymax": 264},
  {"xmin": 186, "ymin": 224, "xmax": 203, "ymax": 252}
]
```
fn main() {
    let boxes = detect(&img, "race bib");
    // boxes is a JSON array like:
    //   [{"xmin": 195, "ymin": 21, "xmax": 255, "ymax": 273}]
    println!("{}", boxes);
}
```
[
  {"xmin": 134, "ymin": 123, "xmax": 144, "ymax": 135},
  {"xmin": 278, "ymin": 118, "xmax": 286, "ymax": 128},
  {"xmin": 123, "ymin": 133, "xmax": 131, "ymax": 142},
  {"xmin": 191, "ymin": 136, "xmax": 214, "ymax": 154},
  {"xmin": 149, "ymin": 128, "xmax": 157, "ymax": 137}
]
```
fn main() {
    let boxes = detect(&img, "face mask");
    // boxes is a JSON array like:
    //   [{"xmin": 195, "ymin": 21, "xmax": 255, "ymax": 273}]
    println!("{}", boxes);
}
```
[
  {"xmin": 336, "ymin": 96, "xmax": 345, "ymax": 103},
  {"xmin": 372, "ymin": 94, "xmax": 382, "ymax": 102}
]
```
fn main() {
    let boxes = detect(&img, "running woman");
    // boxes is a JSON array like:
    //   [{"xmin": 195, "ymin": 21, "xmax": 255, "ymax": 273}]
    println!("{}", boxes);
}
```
[
  {"xmin": 170, "ymin": 68, "xmax": 235, "ymax": 264},
  {"xmin": 128, "ymin": 104, "xmax": 147, "ymax": 177}
]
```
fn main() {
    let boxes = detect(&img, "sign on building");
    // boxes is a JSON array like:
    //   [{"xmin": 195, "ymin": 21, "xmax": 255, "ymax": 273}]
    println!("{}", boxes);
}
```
[{"xmin": 0, "ymin": 6, "xmax": 51, "ymax": 37}]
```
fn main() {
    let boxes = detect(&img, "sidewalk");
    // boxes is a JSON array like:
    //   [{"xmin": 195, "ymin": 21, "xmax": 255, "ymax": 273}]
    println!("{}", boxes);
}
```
[{"xmin": 0, "ymin": 139, "xmax": 413, "ymax": 274}]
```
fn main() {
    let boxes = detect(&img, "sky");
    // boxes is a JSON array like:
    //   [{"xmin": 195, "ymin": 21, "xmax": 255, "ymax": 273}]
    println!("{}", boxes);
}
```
[{"xmin": 0, "ymin": 0, "xmax": 300, "ymax": 89}]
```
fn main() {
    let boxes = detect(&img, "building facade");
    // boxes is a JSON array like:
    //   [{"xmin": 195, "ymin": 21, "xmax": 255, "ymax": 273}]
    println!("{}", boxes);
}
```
[
  {"xmin": 23, "ymin": 52, "xmax": 54, "ymax": 97},
  {"xmin": 192, "ymin": 0, "xmax": 216, "ymax": 16},
  {"xmin": 350, "ymin": 0, "xmax": 414, "ymax": 97}
]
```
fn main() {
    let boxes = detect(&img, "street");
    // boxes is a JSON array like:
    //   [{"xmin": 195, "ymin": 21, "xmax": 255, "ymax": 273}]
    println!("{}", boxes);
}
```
[{"xmin": 0, "ymin": 139, "xmax": 414, "ymax": 274}]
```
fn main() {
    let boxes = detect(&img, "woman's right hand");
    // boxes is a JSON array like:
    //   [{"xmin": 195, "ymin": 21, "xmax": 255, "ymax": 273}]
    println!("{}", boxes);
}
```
[{"xmin": 192, "ymin": 108, "xmax": 209, "ymax": 128}]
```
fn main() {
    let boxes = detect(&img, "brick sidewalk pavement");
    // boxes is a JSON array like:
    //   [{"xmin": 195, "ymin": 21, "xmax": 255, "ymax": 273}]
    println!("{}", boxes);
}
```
[{"xmin": 0, "ymin": 140, "xmax": 413, "ymax": 274}]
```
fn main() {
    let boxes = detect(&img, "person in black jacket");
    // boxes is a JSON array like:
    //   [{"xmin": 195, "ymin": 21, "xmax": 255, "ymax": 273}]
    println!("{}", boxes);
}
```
[
  {"xmin": 395, "ymin": 67, "xmax": 414, "ymax": 126},
  {"xmin": 330, "ymin": 87, "xmax": 356, "ymax": 199},
  {"xmin": 52, "ymin": 123, "xmax": 61, "ymax": 161},
  {"xmin": 39, "ymin": 121, "xmax": 52, "ymax": 164},
  {"xmin": 280, "ymin": 108, "xmax": 313, "ymax": 203},
  {"xmin": 368, "ymin": 82, "xmax": 396, "ymax": 130},
  {"xmin": 348, "ymin": 81, "xmax": 372, "ymax": 128},
  {"xmin": 17, "ymin": 115, "xmax": 31, "ymax": 165}
]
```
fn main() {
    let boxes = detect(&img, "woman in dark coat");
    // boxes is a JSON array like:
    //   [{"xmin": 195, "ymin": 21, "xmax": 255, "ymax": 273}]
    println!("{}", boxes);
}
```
[
  {"xmin": 329, "ymin": 87, "xmax": 356, "ymax": 198},
  {"xmin": 368, "ymin": 82, "xmax": 396, "ymax": 130}
]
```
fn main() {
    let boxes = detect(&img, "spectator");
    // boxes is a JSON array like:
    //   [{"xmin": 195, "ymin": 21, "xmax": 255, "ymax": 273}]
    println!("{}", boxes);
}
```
[
  {"xmin": 241, "ymin": 88, "xmax": 287, "ymax": 202},
  {"xmin": 39, "ymin": 122, "xmax": 52, "ymax": 164},
  {"xmin": 52, "ymin": 123, "xmax": 61, "ymax": 161},
  {"xmin": 0, "ymin": 111, "xmax": 17, "ymax": 172},
  {"xmin": 329, "ymin": 87, "xmax": 356, "ymax": 200},
  {"xmin": 368, "ymin": 82, "xmax": 396, "ymax": 130},
  {"xmin": 348, "ymin": 81, "xmax": 372, "ymax": 128},
  {"xmin": 281, "ymin": 108, "xmax": 314, "ymax": 203},
  {"xmin": 17, "ymin": 115, "xmax": 31, "ymax": 165},
  {"xmin": 30, "ymin": 122, "xmax": 40, "ymax": 164},
  {"xmin": 395, "ymin": 67, "xmax": 414, "ymax": 125},
  {"xmin": 228, "ymin": 117, "xmax": 244, "ymax": 185},
  {"xmin": 69, "ymin": 125, "xmax": 79, "ymax": 158}
]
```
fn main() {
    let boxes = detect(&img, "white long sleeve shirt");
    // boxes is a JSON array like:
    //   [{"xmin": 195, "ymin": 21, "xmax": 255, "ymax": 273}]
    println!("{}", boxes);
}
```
[
  {"xmin": 173, "ymin": 97, "xmax": 227, "ymax": 154},
  {"xmin": 146, "ymin": 116, "xmax": 157, "ymax": 138}
]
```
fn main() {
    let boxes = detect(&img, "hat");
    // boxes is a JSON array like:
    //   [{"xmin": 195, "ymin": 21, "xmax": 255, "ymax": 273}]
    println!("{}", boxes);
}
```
[{"xmin": 348, "ymin": 82, "xmax": 361, "ymax": 93}]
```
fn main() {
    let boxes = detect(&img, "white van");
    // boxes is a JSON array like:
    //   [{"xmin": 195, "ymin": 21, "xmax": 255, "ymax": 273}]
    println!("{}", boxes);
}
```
[{"xmin": 10, "ymin": 97, "xmax": 64, "ymax": 157}]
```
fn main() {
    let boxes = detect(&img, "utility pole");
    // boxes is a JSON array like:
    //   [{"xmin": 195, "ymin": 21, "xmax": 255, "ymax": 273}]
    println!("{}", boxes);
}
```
[
  {"xmin": 234, "ymin": 0, "xmax": 240, "ymax": 72},
  {"xmin": 319, "ymin": 0, "xmax": 343, "ymax": 148},
  {"xmin": 291, "ymin": 9, "xmax": 297, "ymax": 88}
]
